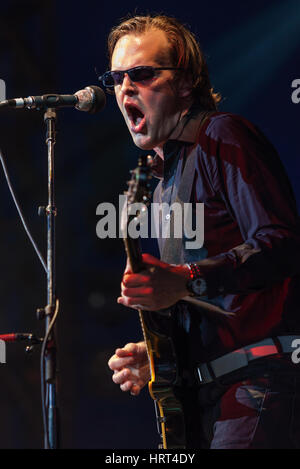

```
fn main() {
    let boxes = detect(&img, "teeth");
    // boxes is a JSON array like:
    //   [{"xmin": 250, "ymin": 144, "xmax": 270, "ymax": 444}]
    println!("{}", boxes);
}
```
[{"xmin": 135, "ymin": 117, "xmax": 143, "ymax": 126}]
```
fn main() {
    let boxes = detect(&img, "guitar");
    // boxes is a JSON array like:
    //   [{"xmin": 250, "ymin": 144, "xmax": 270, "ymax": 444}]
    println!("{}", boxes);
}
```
[{"xmin": 121, "ymin": 155, "xmax": 201, "ymax": 449}]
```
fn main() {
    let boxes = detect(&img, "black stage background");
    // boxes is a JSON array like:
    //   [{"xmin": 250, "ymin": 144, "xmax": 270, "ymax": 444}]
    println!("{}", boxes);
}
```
[{"xmin": 0, "ymin": 0, "xmax": 299, "ymax": 448}]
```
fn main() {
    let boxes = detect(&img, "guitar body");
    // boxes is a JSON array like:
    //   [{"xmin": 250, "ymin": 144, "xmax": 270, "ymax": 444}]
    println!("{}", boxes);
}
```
[
  {"xmin": 122, "ymin": 156, "xmax": 201, "ymax": 449},
  {"xmin": 140, "ymin": 308, "xmax": 201, "ymax": 449}
]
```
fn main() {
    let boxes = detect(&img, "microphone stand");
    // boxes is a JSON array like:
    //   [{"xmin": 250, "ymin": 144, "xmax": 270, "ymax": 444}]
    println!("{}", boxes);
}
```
[
  {"xmin": 0, "ymin": 107, "xmax": 61, "ymax": 448},
  {"xmin": 40, "ymin": 107, "xmax": 60, "ymax": 449}
]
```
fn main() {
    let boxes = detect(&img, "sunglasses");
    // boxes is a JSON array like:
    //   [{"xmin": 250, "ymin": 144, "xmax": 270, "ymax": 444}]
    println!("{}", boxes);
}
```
[{"xmin": 98, "ymin": 66, "xmax": 183, "ymax": 90}]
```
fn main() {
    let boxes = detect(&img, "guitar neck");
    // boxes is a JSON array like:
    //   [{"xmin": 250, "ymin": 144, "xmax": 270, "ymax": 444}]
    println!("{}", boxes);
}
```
[
  {"xmin": 123, "ymin": 237, "xmax": 143, "ymax": 274},
  {"xmin": 123, "ymin": 236, "xmax": 150, "ymax": 354}
]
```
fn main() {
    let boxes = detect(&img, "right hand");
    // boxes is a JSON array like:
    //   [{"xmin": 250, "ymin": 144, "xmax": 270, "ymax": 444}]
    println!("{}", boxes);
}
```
[{"xmin": 108, "ymin": 341, "xmax": 150, "ymax": 396}]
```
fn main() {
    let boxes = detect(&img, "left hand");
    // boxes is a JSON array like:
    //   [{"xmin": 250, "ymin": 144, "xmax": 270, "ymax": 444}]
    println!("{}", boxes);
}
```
[{"xmin": 117, "ymin": 253, "xmax": 190, "ymax": 311}]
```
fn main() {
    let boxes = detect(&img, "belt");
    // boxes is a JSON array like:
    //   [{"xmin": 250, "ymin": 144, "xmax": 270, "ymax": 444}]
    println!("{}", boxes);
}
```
[{"xmin": 197, "ymin": 335, "xmax": 300, "ymax": 385}]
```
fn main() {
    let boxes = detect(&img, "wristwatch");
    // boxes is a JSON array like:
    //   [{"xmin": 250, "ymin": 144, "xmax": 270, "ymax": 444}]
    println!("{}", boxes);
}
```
[{"xmin": 186, "ymin": 263, "xmax": 207, "ymax": 297}]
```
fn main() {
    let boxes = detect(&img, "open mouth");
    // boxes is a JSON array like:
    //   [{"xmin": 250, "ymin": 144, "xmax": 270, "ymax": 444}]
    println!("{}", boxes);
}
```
[{"xmin": 125, "ymin": 102, "xmax": 146, "ymax": 132}]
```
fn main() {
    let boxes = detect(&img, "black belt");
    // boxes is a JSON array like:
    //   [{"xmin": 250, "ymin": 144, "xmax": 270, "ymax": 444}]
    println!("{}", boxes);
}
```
[{"xmin": 197, "ymin": 336, "xmax": 300, "ymax": 384}]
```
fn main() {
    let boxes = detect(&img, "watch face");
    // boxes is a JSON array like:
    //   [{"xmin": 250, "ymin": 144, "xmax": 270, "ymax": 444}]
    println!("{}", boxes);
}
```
[{"xmin": 192, "ymin": 278, "xmax": 206, "ymax": 296}]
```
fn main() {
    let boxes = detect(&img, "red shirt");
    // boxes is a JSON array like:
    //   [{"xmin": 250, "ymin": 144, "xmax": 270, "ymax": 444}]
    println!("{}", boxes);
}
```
[{"xmin": 152, "ymin": 112, "xmax": 300, "ymax": 360}]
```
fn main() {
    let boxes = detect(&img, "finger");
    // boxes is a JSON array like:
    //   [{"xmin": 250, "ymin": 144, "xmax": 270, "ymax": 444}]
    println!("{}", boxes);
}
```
[
  {"xmin": 122, "ymin": 273, "xmax": 151, "ymax": 287},
  {"xmin": 117, "ymin": 296, "xmax": 149, "ymax": 308},
  {"xmin": 116, "ymin": 342, "xmax": 147, "ymax": 360},
  {"xmin": 116, "ymin": 350, "xmax": 133, "ymax": 358},
  {"xmin": 108, "ymin": 354, "xmax": 121, "ymax": 370},
  {"xmin": 112, "ymin": 342, "xmax": 141, "ymax": 359},
  {"xmin": 108, "ymin": 354, "xmax": 134, "ymax": 370},
  {"xmin": 117, "ymin": 297, "xmax": 153, "ymax": 310},
  {"xmin": 121, "ymin": 286, "xmax": 153, "ymax": 297},
  {"xmin": 117, "ymin": 297, "xmax": 138, "ymax": 309},
  {"xmin": 112, "ymin": 369, "xmax": 131, "ymax": 384},
  {"xmin": 120, "ymin": 380, "xmax": 134, "ymax": 392},
  {"xmin": 116, "ymin": 344, "xmax": 136, "ymax": 356},
  {"xmin": 130, "ymin": 384, "xmax": 141, "ymax": 396}
]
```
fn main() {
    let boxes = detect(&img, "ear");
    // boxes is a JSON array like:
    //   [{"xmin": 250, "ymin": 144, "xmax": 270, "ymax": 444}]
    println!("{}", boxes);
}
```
[
  {"xmin": 176, "ymin": 73, "xmax": 193, "ymax": 99},
  {"xmin": 178, "ymin": 85, "xmax": 192, "ymax": 98}
]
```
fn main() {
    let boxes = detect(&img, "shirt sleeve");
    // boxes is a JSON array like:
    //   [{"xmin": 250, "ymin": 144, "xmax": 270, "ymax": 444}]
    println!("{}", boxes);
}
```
[{"xmin": 195, "ymin": 114, "xmax": 300, "ymax": 298}]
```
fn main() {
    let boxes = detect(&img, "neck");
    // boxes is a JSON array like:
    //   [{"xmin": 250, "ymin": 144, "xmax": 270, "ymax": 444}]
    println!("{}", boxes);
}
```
[{"xmin": 154, "ymin": 107, "xmax": 193, "ymax": 159}]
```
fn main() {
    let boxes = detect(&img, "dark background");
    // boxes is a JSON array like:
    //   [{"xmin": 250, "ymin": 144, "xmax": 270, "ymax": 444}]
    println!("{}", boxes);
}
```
[{"xmin": 0, "ymin": 0, "xmax": 299, "ymax": 449}]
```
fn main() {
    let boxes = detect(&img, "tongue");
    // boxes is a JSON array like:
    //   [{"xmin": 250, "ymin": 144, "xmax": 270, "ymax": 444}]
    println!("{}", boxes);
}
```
[{"xmin": 135, "ymin": 116, "xmax": 143, "ymax": 126}]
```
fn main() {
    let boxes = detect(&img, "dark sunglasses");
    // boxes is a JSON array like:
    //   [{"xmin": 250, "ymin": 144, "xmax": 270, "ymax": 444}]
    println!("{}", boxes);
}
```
[{"xmin": 98, "ymin": 66, "xmax": 183, "ymax": 90}]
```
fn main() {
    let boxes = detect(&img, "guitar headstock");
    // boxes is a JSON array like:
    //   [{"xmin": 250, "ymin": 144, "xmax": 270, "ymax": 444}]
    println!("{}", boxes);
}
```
[{"xmin": 125, "ymin": 154, "xmax": 152, "ymax": 206}]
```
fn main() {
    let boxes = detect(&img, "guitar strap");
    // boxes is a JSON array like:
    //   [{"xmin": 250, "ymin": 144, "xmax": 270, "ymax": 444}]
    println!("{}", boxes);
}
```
[{"xmin": 161, "ymin": 110, "xmax": 215, "ymax": 265}]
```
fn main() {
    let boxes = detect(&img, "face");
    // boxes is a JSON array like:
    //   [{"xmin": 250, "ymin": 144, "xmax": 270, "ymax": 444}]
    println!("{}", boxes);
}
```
[{"xmin": 111, "ymin": 30, "xmax": 189, "ymax": 151}]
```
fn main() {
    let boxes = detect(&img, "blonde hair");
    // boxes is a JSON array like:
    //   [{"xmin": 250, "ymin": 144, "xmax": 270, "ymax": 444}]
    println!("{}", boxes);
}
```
[{"xmin": 107, "ymin": 14, "xmax": 221, "ymax": 110}]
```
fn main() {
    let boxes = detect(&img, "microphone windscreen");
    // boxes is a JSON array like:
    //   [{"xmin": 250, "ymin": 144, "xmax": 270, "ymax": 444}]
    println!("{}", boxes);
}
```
[{"xmin": 88, "ymin": 85, "xmax": 106, "ymax": 114}]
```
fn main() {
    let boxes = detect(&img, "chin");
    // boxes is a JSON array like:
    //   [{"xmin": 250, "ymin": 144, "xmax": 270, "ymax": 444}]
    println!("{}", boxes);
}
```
[{"xmin": 131, "ymin": 134, "xmax": 156, "ymax": 151}]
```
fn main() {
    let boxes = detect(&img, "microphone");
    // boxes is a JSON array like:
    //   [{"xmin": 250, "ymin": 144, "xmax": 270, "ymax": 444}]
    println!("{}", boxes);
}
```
[
  {"xmin": 0, "ymin": 85, "xmax": 106, "ymax": 114},
  {"xmin": 0, "ymin": 333, "xmax": 43, "ymax": 343}
]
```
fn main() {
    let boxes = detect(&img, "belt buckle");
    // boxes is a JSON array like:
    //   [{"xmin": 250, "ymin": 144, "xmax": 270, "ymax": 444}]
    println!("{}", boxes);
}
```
[{"xmin": 197, "ymin": 363, "xmax": 213, "ymax": 384}]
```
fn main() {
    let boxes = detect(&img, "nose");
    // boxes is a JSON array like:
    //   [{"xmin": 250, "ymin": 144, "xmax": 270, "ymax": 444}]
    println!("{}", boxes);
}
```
[{"xmin": 120, "ymin": 72, "xmax": 137, "ymax": 95}]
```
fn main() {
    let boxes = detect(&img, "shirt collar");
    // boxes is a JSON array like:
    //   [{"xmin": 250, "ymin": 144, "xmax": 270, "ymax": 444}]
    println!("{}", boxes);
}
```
[{"xmin": 151, "ymin": 110, "xmax": 211, "ymax": 179}]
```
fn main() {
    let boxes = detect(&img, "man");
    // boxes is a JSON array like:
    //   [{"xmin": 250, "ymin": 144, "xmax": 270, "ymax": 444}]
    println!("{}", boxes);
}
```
[{"xmin": 104, "ymin": 14, "xmax": 300, "ymax": 448}]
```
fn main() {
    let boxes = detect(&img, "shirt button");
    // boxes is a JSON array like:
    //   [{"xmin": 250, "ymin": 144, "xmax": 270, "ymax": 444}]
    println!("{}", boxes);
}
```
[{"xmin": 165, "ymin": 214, "xmax": 170, "ymax": 220}]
